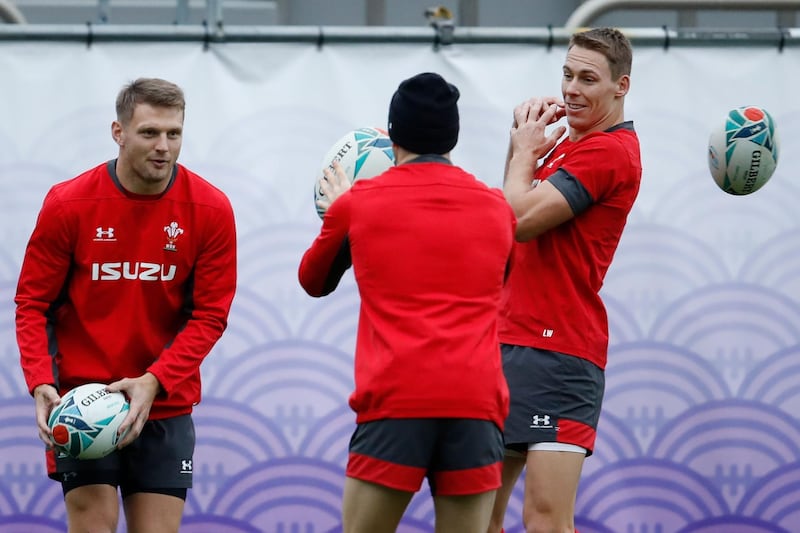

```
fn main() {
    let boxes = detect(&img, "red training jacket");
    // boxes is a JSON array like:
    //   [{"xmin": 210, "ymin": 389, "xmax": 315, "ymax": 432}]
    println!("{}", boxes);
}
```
[
  {"xmin": 16, "ymin": 160, "xmax": 237, "ymax": 419},
  {"xmin": 299, "ymin": 159, "xmax": 515, "ymax": 429}
]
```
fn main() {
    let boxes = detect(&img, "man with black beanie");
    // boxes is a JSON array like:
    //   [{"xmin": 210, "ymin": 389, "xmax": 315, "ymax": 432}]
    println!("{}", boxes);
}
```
[
  {"xmin": 299, "ymin": 72, "xmax": 517, "ymax": 533},
  {"xmin": 387, "ymin": 72, "xmax": 460, "ymax": 155}
]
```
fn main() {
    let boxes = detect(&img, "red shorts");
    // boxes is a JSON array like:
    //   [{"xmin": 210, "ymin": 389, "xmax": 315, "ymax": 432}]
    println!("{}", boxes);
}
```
[{"xmin": 346, "ymin": 418, "xmax": 503, "ymax": 496}]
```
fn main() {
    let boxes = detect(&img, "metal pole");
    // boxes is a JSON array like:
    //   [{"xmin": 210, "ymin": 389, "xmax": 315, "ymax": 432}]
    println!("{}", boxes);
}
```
[
  {"xmin": 566, "ymin": 0, "xmax": 800, "ymax": 28},
  {"xmin": 206, "ymin": 0, "xmax": 223, "ymax": 30},
  {"xmin": 0, "ymin": 0, "xmax": 26, "ymax": 23},
  {"xmin": 0, "ymin": 24, "xmax": 796, "ymax": 47}
]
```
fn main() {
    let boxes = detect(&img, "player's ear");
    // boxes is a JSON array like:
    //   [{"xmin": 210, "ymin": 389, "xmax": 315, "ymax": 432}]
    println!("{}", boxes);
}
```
[
  {"xmin": 111, "ymin": 121, "xmax": 124, "ymax": 146},
  {"xmin": 615, "ymin": 74, "xmax": 630, "ymax": 97}
]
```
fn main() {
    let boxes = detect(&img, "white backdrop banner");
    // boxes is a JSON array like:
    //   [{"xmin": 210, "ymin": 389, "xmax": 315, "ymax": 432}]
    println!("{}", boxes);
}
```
[{"xmin": 1, "ymin": 37, "xmax": 799, "ymax": 533}]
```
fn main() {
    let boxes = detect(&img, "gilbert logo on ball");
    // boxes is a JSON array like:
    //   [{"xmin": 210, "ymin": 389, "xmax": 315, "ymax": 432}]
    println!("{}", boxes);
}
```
[
  {"xmin": 47, "ymin": 383, "xmax": 130, "ymax": 460},
  {"xmin": 707, "ymin": 106, "xmax": 779, "ymax": 195},
  {"xmin": 314, "ymin": 127, "xmax": 395, "ymax": 218}
]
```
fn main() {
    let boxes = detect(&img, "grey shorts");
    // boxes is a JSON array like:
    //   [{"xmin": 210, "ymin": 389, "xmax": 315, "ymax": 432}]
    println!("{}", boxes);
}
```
[
  {"xmin": 347, "ymin": 418, "xmax": 504, "ymax": 496},
  {"xmin": 48, "ymin": 414, "xmax": 195, "ymax": 498},
  {"xmin": 501, "ymin": 344, "xmax": 604, "ymax": 456}
]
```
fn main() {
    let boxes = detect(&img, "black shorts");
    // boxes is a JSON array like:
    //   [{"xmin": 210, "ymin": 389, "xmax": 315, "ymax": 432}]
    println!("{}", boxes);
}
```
[
  {"xmin": 47, "ymin": 414, "xmax": 195, "ymax": 499},
  {"xmin": 501, "ymin": 345, "xmax": 604, "ymax": 456},
  {"xmin": 346, "ymin": 418, "xmax": 504, "ymax": 496}
]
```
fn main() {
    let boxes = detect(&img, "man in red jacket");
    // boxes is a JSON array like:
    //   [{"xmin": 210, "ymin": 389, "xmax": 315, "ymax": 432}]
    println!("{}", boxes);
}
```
[
  {"xmin": 299, "ymin": 72, "xmax": 516, "ymax": 533},
  {"xmin": 16, "ymin": 77, "xmax": 237, "ymax": 533}
]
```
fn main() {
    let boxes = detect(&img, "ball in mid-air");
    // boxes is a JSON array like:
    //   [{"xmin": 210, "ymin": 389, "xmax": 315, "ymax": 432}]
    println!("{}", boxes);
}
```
[{"xmin": 707, "ymin": 106, "xmax": 779, "ymax": 195}]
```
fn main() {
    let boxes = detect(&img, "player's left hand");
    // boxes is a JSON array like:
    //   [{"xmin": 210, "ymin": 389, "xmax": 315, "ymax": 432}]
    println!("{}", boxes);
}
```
[
  {"xmin": 316, "ymin": 161, "xmax": 351, "ymax": 214},
  {"xmin": 106, "ymin": 372, "xmax": 162, "ymax": 449}
]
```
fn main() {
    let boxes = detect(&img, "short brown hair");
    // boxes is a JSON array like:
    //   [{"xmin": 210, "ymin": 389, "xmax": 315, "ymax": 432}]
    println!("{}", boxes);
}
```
[
  {"xmin": 115, "ymin": 77, "xmax": 185, "ymax": 125},
  {"xmin": 569, "ymin": 28, "xmax": 632, "ymax": 81}
]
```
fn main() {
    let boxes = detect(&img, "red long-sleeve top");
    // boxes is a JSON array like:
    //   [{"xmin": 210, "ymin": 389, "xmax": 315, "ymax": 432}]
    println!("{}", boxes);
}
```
[
  {"xmin": 16, "ymin": 160, "xmax": 237, "ymax": 419},
  {"xmin": 299, "ymin": 160, "xmax": 515, "ymax": 429}
]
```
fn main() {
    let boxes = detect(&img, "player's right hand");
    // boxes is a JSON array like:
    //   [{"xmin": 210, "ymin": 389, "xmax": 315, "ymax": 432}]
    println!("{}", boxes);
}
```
[
  {"xmin": 33, "ymin": 384, "xmax": 60, "ymax": 448},
  {"xmin": 316, "ymin": 161, "xmax": 351, "ymax": 214},
  {"xmin": 511, "ymin": 101, "xmax": 567, "ymax": 162}
]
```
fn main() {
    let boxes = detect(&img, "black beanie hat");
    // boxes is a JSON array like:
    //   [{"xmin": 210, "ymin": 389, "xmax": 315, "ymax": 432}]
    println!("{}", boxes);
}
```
[{"xmin": 388, "ymin": 72, "xmax": 460, "ymax": 155}]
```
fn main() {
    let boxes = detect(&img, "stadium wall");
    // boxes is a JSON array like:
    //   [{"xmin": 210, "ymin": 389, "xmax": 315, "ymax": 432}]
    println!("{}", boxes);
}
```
[{"xmin": 0, "ymin": 30, "xmax": 799, "ymax": 532}]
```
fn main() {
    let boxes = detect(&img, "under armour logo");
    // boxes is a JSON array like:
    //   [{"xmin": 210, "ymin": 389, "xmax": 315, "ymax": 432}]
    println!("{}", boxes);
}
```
[
  {"xmin": 181, "ymin": 460, "xmax": 193, "ymax": 473},
  {"xmin": 530, "ymin": 414, "xmax": 552, "ymax": 427},
  {"xmin": 95, "ymin": 227, "xmax": 115, "ymax": 239}
]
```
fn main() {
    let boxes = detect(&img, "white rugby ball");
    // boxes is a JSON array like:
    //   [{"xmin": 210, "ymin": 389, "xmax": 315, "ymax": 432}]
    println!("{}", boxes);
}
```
[
  {"xmin": 314, "ymin": 127, "xmax": 395, "ymax": 218},
  {"xmin": 47, "ymin": 383, "xmax": 130, "ymax": 460},
  {"xmin": 707, "ymin": 106, "xmax": 779, "ymax": 195}
]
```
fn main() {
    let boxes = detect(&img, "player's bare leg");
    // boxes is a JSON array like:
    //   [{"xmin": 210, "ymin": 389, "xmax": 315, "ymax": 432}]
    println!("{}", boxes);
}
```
[
  {"xmin": 487, "ymin": 454, "xmax": 526, "ymax": 533},
  {"xmin": 123, "ymin": 492, "xmax": 185, "ymax": 533},
  {"xmin": 342, "ymin": 477, "xmax": 414, "ymax": 533},
  {"xmin": 434, "ymin": 490, "xmax": 497, "ymax": 533},
  {"xmin": 522, "ymin": 450, "xmax": 585, "ymax": 533},
  {"xmin": 64, "ymin": 484, "xmax": 119, "ymax": 533}
]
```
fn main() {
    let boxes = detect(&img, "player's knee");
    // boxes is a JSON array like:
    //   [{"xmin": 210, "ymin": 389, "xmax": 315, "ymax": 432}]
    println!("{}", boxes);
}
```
[
  {"xmin": 66, "ymin": 508, "xmax": 118, "ymax": 533},
  {"xmin": 522, "ymin": 504, "xmax": 574, "ymax": 533},
  {"xmin": 522, "ymin": 516, "xmax": 575, "ymax": 533},
  {"xmin": 65, "ymin": 491, "xmax": 118, "ymax": 533}
]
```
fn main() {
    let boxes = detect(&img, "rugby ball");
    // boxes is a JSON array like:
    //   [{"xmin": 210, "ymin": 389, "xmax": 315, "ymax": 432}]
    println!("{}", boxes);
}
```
[
  {"xmin": 47, "ymin": 383, "xmax": 130, "ymax": 460},
  {"xmin": 314, "ymin": 127, "xmax": 395, "ymax": 218},
  {"xmin": 707, "ymin": 106, "xmax": 779, "ymax": 195}
]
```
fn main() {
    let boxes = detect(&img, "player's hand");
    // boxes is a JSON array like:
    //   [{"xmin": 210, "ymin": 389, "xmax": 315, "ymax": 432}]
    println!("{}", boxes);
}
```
[
  {"xmin": 510, "ymin": 99, "xmax": 567, "ymax": 161},
  {"xmin": 106, "ymin": 372, "xmax": 161, "ymax": 449},
  {"xmin": 33, "ymin": 384, "xmax": 60, "ymax": 448},
  {"xmin": 316, "ymin": 161, "xmax": 351, "ymax": 215},
  {"xmin": 511, "ymin": 96, "xmax": 565, "ymax": 128}
]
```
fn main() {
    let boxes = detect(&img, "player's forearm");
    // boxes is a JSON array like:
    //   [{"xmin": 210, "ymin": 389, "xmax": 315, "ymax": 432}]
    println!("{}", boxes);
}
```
[
  {"xmin": 299, "ymin": 232, "xmax": 351, "ymax": 297},
  {"xmin": 16, "ymin": 299, "xmax": 57, "ymax": 393},
  {"xmin": 503, "ymin": 151, "xmax": 538, "ymax": 219}
]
